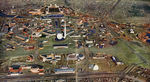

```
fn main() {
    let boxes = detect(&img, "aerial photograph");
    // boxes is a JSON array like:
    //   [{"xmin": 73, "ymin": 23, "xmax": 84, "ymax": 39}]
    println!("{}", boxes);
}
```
[{"xmin": 0, "ymin": 0, "xmax": 150, "ymax": 82}]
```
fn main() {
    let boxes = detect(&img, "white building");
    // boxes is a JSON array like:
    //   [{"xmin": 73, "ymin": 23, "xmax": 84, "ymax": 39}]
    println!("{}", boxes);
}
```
[
  {"xmin": 111, "ymin": 56, "xmax": 124, "ymax": 65},
  {"xmin": 40, "ymin": 54, "xmax": 61, "ymax": 62}
]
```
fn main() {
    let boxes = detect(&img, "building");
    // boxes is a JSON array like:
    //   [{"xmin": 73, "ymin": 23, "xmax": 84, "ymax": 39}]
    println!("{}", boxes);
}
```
[
  {"xmin": 40, "ymin": 54, "xmax": 61, "ymax": 62},
  {"xmin": 5, "ymin": 44, "xmax": 15, "ymax": 51},
  {"xmin": 53, "ymin": 44, "xmax": 68, "ymax": 49},
  {"xmin": 15, "ymin": 35, "xmax": 29, "ymax": 42},
  {"xmin": 32, "ymin": 32, "xmax": 42, "ymax": 37},
  {"xmin": 67, "ymin": 53, "xmax": 85, "ymax": 61},
  {"xmin": 85, "ymin": 40, "xmax": 94, "ymax": 48},
  {"xmin": 129, "ymin": 29, "xmax": 135, "ymax": 34},
  {"xmin": 93, "ymin": 55, "xmax": 107, "ymax": 59},
  {"xmin": 67, "ymin": 53, "xmax": 77, "ymax": 60},
  {"xmin": 77, "ymin": 54, "xmax": 85, "ymax": 60},
  {"xmin": 8, "ymin": 65, "xmax": 23, "ymax": 76},
  {"xmin": 69, "ymin": 33, "xmax": 81, "ymax": 38},
  {"xmin": 29, "ymin": 4, "xmax": 63, "ymax": 16},
  {"xmin": 111, "ymin": 56, "xmax": 124, "ymax": 65},
  {"xmin": 26, "ymin": 55, "xmax": 34, "ymax": 62},
  {"xmin": 24, "ymin": 45, "xmax": 35, "ymax": 50},
  {"xmin": 89, "ymin": 64, "xmax": 99, "ymax": 71},
  {"xmin": 93, "ymin": 65, "xmax": 99, "ymax": 71},
  {"xmin": 54, "ymin": 67, "xmax": 75, "ymax": 74},
  {"xmin": 46, "ymin": 4, "xmax": 63, "ymax": 14},
  {"xmin": 30, "ymin": 64, "xmax": 44, "ymax": 73},
  {"xmin": 146, "ymin": 33, "xmax": 150, "ymax": 43},
  {"xmin": 85, "ymin": 40, "xmax": 94, "ymax": 44},
  {"xmin": 109, "ymin": 40, "xmax": 118, "ymax": 46},
  {"xmin": 29, "ymin": 9, "xmax": 42, "ymax": 15}
]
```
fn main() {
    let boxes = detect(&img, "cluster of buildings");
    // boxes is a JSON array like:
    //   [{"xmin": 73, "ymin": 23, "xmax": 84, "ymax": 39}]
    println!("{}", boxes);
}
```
[
  {"xmin": 1, "ymin": 3, "xmax": 150, "ymax": 82},
  {"xmin": 0, "ymin": 3, "xmax": 122, "ymax": 53},
  {"xmin": 39, "ymin": 53, "xmax": 85, "ymax": 62},
  {"xmin": 8, "ymin": 64, "xmax": 77, "ymax": 76},
  {"xmin": 8, "ymin": 64, "xmax": 44, "ymax": 76},
  {"xmin": 8, "ymin": 51, "xmax": 85, "ymax": 75},
  {"xmin": 107, "ymin": 21, "xmax": 150, "ymax": 43},
  {"xmin": 92, "ymin": 53, "xmax": 124, "ymax": 66},
  {"xmin": 39, "ymin": 53, "xmax": 61, "ymax": 62},
  {"xmin": 138, "ymin": 24, "xmax": 150, "ymax": 43}
]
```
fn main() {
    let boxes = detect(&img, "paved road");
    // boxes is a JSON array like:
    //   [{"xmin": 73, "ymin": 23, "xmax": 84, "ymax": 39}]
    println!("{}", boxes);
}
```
[{"xmin": 74, "ymin": 47, "xmax": 91, "ymax": 82}]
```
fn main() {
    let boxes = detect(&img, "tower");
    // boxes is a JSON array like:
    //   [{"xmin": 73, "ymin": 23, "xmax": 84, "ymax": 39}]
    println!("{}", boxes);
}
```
[
  {"xmin": 56, "ymin": 20, "xmax": 67, "ymax": 41},
  {"xmin": 64, "ymin": 21, "xmax": 66, "ymax": 38}
]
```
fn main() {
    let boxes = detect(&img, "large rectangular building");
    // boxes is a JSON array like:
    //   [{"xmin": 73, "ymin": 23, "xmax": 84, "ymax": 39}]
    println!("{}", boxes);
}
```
[{"xmin": 54, "ymin": 68, "xmax": 75, "ymax": 74}]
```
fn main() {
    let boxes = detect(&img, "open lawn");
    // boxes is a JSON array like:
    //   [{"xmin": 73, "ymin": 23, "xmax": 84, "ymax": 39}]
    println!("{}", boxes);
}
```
[{"xmin": 89, "ymin": 39, "xmax": 150, "ymax": 68}]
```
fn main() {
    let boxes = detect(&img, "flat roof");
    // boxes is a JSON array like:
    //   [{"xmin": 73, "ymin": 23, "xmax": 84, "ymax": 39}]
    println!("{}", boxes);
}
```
[{"xmin": 53, "ymin": 44, "xmax": 68, "ymax": 46}]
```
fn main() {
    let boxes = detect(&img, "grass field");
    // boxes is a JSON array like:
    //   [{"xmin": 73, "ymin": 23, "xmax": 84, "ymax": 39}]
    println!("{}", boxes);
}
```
[
  {"xmin": 89, "ymin": 39, "xmax": 150, "ymax": 68},
  {"xmin": 38, "ymin": 36, "xmax": 77, "ymax": 54}
]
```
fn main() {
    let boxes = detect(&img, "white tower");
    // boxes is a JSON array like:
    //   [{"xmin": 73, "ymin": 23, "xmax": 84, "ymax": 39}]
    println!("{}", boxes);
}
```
[
  {"xmin": 56, "ymin": 20, "xmax": 67, "ymax": 40},
  {"xmin": 64, "ymin": 21, "xmax": 67, "ymax": 38}
]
